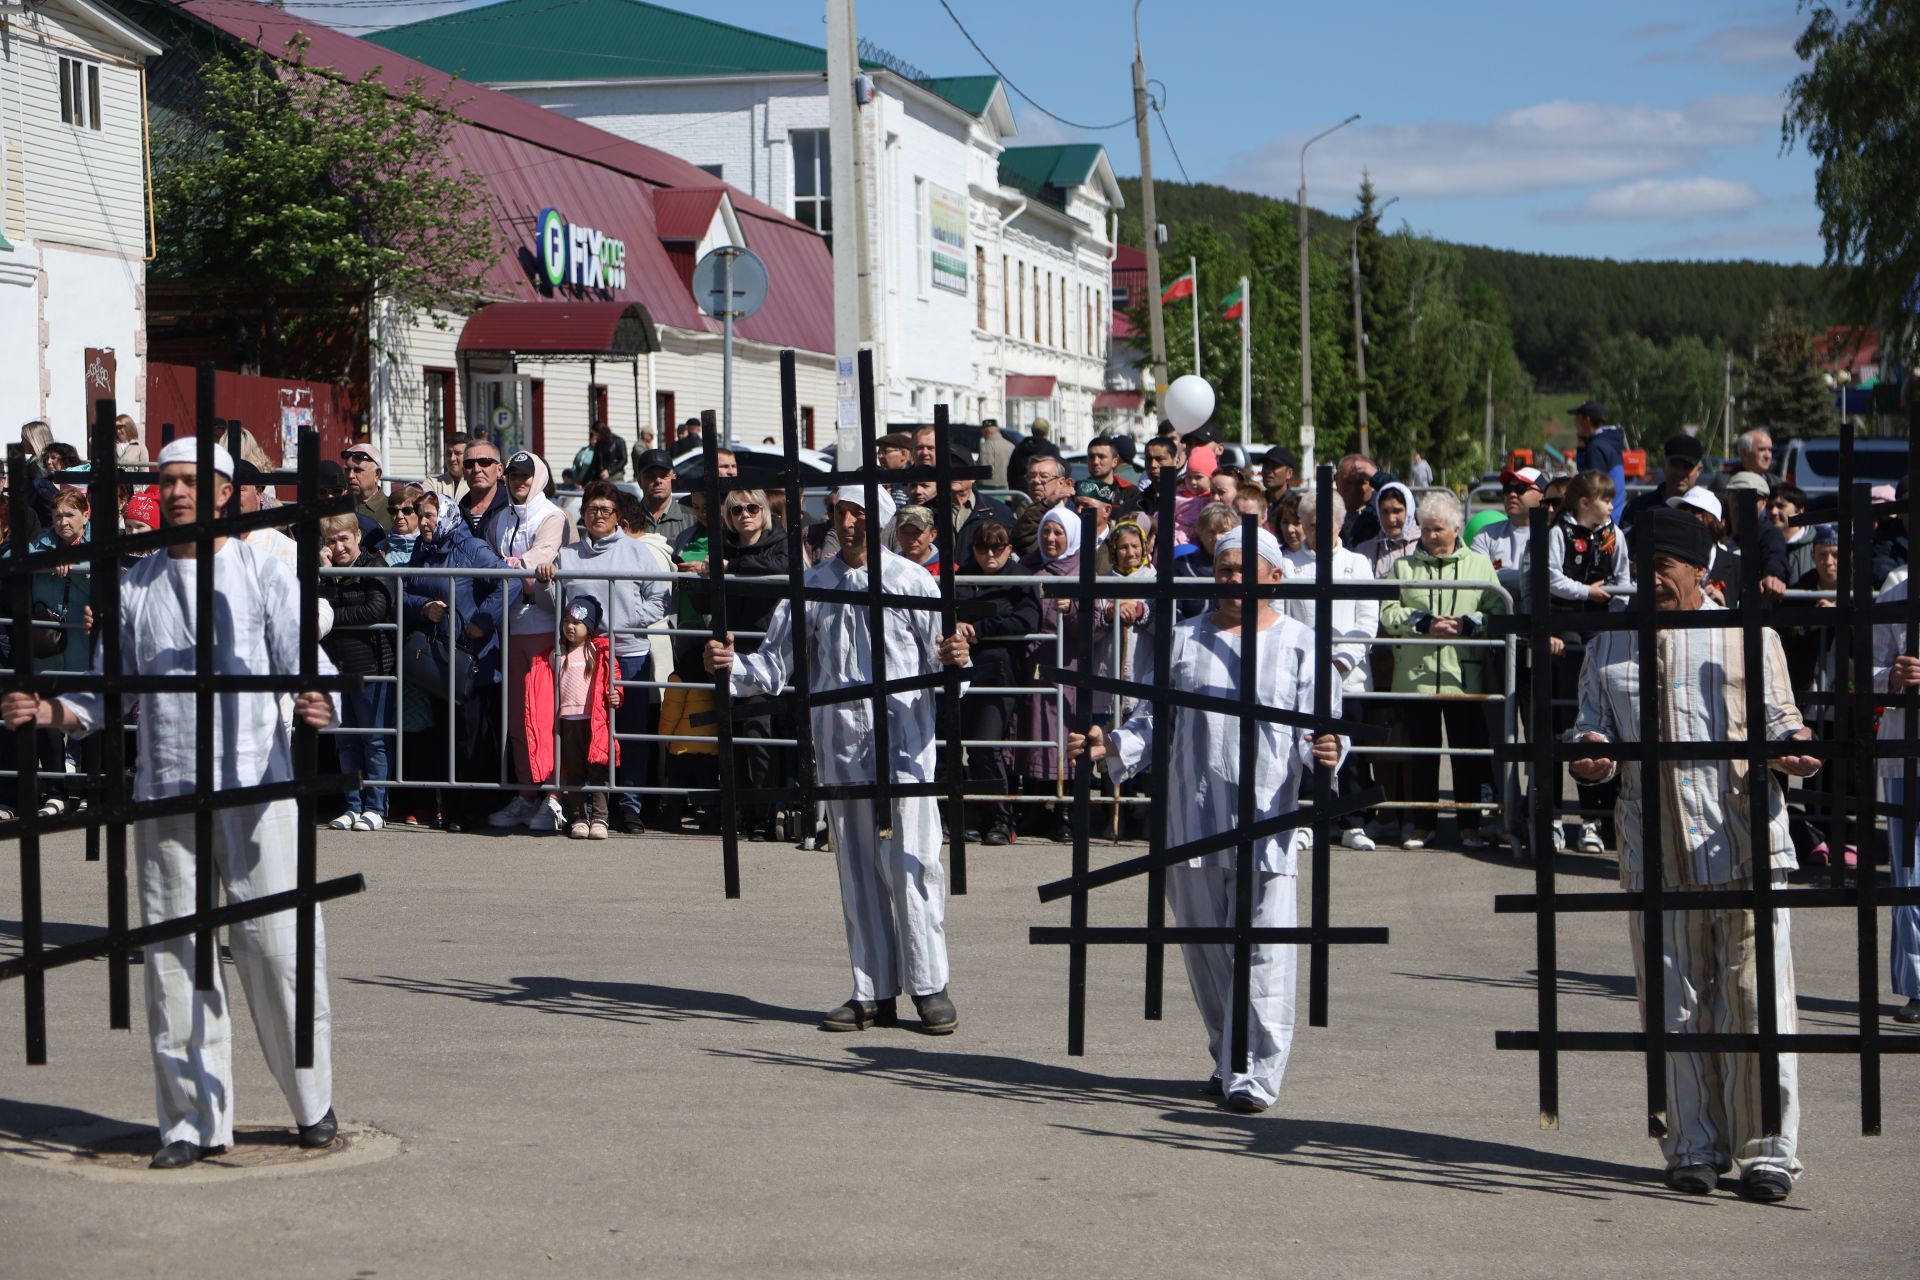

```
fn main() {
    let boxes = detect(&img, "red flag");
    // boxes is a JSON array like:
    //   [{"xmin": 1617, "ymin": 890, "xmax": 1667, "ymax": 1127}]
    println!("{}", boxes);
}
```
[{"xmin": 1161, "ymin": 271, "xmax": 1195, "ymax": 304}]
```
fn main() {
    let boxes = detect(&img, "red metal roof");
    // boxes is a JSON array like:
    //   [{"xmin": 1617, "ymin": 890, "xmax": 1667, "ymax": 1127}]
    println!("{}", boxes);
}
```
[
  {"xmin": 1092, "ymin": 390, "xmax": 1142, "ymax": 410},
  {"xmin": 168, "ymin": 1, "xmax": 832, "ymax": 354},
  {"xmin": 655, "ymin": 189, "xmax": 725, "ymax": 241},
  {"xmin": 458, "ymin": 302, "xmax": 661, "ymax": 355},
  {"xmin": 1006, "ymin": 375, "xmax": 1057, "ymax": 398},
  {"xmin": 1113, "ymin": 244, "xmax": 1147, "ymax": 271},
  {"xmin": 1110, "ymin": 309, "xmax": 1135, "ymax": 340}
]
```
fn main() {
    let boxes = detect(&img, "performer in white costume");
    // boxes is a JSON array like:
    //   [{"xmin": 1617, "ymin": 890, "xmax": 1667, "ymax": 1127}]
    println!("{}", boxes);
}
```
[
  {"xmin": 1870, "ymin": 577, "xmax": 1920, "ymax": 1026},
  {"xmin": 706, "ymin": 486, "xmax": 972, "ymax": 1033},
  {"xmin": 3, "ymin": 439, "xmax": 339, "ymax": 1169},
  {"xmin": 1071, "ymin": 525, "xmax": 1343, "ymax": 1113},
  {"xmin": 1570, "ymin": 509, "xmax": 1818, "ymax": 1202}
]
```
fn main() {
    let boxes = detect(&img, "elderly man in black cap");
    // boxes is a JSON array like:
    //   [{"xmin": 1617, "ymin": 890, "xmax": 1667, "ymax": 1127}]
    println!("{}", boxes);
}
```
[
  {"xmin": 948, "ymin": 444, "xmax": 1016, "ymax": 563},
  {"xmin": 1569, "ymin": 507, "xmax": 1820, "ymax": 1202},
  {"xmin": 1261, "ymin": 446, "xmax": 1300, "ymax": 495},
  {"xmin": 1622, "ymin": 433, "xmax": 1705, "ymax": 533},
  {"xmin": 632, "ymin": 448, "xmax": 694, "ymax": 546}
]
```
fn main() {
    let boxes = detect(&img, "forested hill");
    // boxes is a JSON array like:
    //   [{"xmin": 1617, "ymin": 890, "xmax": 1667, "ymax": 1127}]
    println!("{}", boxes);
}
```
[{"xmin": 1115, "ymin": 178, "xmax": 1838, "ymax": 389}]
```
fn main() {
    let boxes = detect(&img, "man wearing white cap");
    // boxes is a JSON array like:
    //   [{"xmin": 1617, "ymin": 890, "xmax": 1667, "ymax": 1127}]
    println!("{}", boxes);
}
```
[
  {"xmin": 1069, "ymin": 523, "xmax": 1345, "ymax": 1113},
  {"xmin": 1, "ymin": 438, "xmax": 341, "ymax": 1169},
  {"xmin": 705, "ymin": 485, "xmax": 973, "ymax": 1034},
  {"xmin": 343, "ymin": 441, "xmax": 391, "ymax": 532}
]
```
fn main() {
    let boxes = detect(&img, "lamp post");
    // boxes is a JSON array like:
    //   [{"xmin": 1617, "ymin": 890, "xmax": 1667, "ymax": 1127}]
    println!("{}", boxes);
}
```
[
  {"xmin": 1823, "ymin": 368, "xmax": 1852, "ymax": 428},
  {"xmin": 1351, "ymin": 193, "xmax": 1397, "ymax": 459},
  {"xmin": 1298, "ymin": 113, "xmax": 1359, "ymax": 474}
]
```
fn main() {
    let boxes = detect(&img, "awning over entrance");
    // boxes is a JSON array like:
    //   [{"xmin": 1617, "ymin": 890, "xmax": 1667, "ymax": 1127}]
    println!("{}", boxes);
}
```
[
  {"xmin": 1005, "ymin": 374, "xmax": 1057, "ymax": 398},
  {"xmin": 458, "ymin": 301, "xmax": 661, "ymax": 356},
  {"xmin": 1092, "ymin": 390, "xmax": 1142, "ymax": 410}
]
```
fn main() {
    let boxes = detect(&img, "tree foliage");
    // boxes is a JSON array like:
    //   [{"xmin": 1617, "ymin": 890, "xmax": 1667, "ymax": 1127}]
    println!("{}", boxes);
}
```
[
  {"xmin": 152, "ymin": 35, "xmax": 499, "ymax": 378},
  {"xmin": 1785, "ymin": 0, "xmax": 1918, "ymax": 333},
  {"xmin": 1745, "ymin": 307, "xmax": 1835, "ymax": 439},
  {"xmin": 1588, "ymin": 333, "xmax": 1724, "ymax": 449}
]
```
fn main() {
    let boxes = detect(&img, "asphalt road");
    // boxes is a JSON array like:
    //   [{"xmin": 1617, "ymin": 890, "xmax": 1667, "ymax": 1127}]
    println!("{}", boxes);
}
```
[{"xmin": 1, "ymin": 825, "xmax": 1915, "ymax": 1278}]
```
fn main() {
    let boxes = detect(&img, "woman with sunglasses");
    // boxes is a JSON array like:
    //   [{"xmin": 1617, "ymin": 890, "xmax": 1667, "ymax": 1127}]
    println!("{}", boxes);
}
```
[
  {"xmin": 384, "ymin": 485, "xmax": 428, "ymax": 566},
  {"xmin": 689, "ymin": 489, "xmax": 791, "ymax": 841}
]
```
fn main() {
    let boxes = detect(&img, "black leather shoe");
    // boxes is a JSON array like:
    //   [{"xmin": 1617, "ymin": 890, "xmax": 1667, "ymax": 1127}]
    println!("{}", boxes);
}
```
[
  {"xmin": 1665, "ymin": 1163, "xmax": 1717, "ymax": 1194},
  {"xmin": 982, "ymin": 822, "xmax": 1012, "ymax": 847},
  {"xmin": 820, "ymin": 997, "xmax": 897, "ymax": 1032},
  {"xmin": 1894, "ymin": 998, "xmax": 1920, "ymax": 1025},
  {"xmin": 911, "ymin": 988, "xmax": 958, "ymax": 1035},
  {"xmin": 297, "ymin": 1107, "xmax": 338, "ymax": 1150},
  {"xmin": 150, "ymin": 1140, "xmax": 224, "ymax": 1170},
  {"xmin": 1201, "ymin": 1076, "xmax": 1223, "ymax": 1097},
  {"xmin": 612, "ymin": 811, "xmax": 646, "ymax": 836},
  {"xmin": 1224, "ymin": 1091, "xmax": 1270, "ymax": 1114},
  {"xmin": 1739, "ymin": 1168, "xmax": 1792, "ymax": 1203}
]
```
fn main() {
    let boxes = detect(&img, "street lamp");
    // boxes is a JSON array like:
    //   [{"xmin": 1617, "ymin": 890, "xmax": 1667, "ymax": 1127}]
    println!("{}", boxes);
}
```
[
  {"xmin": 1823, "ymin": 368, "xmax": 1852, "ymax": 428},
  {"xmin": 1298, "ymin": 113, "xmax": 1359, "ymax": 474},
  {"xmin": 1351, "ymin": 193, "xmax": 1398, "ymax": 459}
]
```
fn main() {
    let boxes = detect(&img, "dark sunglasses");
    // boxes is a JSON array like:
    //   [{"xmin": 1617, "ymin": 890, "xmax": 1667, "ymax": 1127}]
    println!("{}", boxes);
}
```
[
  {"xmin": 1503, "ymin": 484, "xmax": 1535, "ymax": 496},
  {"xmin": 728, "ymin": 503, "xmax": 764, "ymax": 516},
  {"xmin": 583, "ymin": 503, "xmax": 618, "ymax": 517},
  {"xmin": 342, "ymin": 451, "xmax": 375, "ymax": 464},
  {"xmin": 394, "ymin": 505, "xmax": 417, "ymax": 516},
  {"xmin": 1542, "ymin": 497, "xmax": 1563, "ymax": 509},
  {"xmin": 464, "ymin": 457, "xmax": 500, "ymax": 469}
]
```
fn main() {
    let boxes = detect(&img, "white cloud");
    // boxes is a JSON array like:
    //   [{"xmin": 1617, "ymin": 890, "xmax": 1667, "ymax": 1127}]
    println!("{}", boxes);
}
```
[
  {"xmin": 1541, "ymin": 176, "xmax": 1764, "ymax": 223},
  {"xmin": 1222, "ymin": 95, "xmax": 1783, "ymax": 203},
  {"xmin": 1638, "ymin": 20, "xmax": 1805, "ymax": 70},
  {"xmin": 1643, "ymin": 224, "xmax": 1824, "ymax": 258}
]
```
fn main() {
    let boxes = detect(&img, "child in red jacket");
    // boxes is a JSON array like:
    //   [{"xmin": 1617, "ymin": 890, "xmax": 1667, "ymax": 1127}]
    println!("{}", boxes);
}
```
[{"xmin": 526, "ymin": 596, "xmax": 621, "ymax": 839}]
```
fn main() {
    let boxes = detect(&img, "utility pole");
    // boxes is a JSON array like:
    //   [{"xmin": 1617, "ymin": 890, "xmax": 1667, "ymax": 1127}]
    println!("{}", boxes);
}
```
[
  {"xmin": 1238, "ymin": 273, "xmax": 1251, "ymax": 453},
  {"xmin": 1189, "ymin": 255, "xmax": 1200, "ymax": 378},
  {"xmin": 1482, "ymin": 366, "xmax": 1494, "ymax": 472},
  {"xmin": 1297, "ymin": 114, "xmax": 1358, "ymax": 474},
  {"xmin": 1350, "ymin": 194, "xmax": 1396, "ymax": 459},
  {"xmin": 1132, "ymin": 2, "xmax": 1167, "ymax": 402},
  {"xmin": 826, "ymin": 0, "xmax": 866, "ymax": 456}
]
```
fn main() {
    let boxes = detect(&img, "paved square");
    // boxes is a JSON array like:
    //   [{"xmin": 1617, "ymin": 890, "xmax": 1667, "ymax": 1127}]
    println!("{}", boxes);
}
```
[{"xmin": 2, "ymin": 827, "xmax": 1914, "ymax": 1277}]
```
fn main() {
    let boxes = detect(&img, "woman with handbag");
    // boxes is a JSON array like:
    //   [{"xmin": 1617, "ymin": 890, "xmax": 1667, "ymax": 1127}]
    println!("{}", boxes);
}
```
[{"xmin": 12, "ymin": 489, "xmax": 95, "ymax": 818}]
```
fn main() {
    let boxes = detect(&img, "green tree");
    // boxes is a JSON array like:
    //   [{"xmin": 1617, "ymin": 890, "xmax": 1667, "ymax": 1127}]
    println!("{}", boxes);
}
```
[
  {"xmin": 1745, "ymin": 307, "xmax": 1836, "ymax": 438},
  {"xmin": 1785, "ymin": 1, "xmax": 1919, "ymax": 331},
  {"xmin": 153, "ymin": 34, "xmax": 499, "ymax": 378}
]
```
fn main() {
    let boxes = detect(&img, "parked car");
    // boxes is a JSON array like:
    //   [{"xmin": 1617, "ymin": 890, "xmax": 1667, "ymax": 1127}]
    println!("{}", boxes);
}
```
[
  {"xmin": 670, "ymin": 444, "xmax": 833, "ymax": 488},
  {"xmin": 1774, "ymin": 437, "xmax": 1910, "ymax": 495}
]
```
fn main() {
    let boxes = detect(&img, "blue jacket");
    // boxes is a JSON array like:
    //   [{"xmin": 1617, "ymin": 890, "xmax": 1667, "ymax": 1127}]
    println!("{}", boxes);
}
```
[
  {"xmin": 1577, "ymin": 425, "xmax": 1628, "ymax": 523},
  {"xmin": 404, "ymin": 520, "xmax": 507, "ymax": 643}
]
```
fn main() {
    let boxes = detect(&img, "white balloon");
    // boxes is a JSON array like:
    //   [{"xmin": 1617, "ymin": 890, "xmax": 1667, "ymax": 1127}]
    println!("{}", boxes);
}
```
[{"xmin": 1163, "ymin": 375, "xmax": 1216, "ymax": 433}]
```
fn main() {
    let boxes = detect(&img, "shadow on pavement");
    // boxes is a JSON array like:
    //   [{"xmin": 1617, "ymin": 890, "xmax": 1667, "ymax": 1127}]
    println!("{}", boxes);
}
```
[
  {"xmin": 706, "ymin": 1042, "xmax": 1700, "ymax": 1203},
  {"xmin": 342, "ymin": 974, "xmax": 819, "ymax": 1027}
]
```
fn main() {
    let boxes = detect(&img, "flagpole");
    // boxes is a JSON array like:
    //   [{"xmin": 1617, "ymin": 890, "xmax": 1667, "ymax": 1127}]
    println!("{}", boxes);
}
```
[
  {"xmin": 1239, "ymin": 274, "xmax": 1251, "ymax": 455},
  {"xmin": 1190, "ymin": 256, "xmax": 1200, "ymax": 379}
]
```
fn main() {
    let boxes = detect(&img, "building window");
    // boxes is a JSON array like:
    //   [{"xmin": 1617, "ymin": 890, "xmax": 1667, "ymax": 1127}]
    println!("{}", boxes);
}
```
[
  {"xmin": 1001, "ymin": 256, "xmax": 1009, "ymax": 334},
  {"xmin": 653, "ymin": 391, "xmax": 675, "ymax": 446},
  {"xmin": 59, "ymin": 57, "xmax": 102, "ymax": 132},
  {"xmin": 1016, "ymin": 261, "xmax": 1025, "ymax": 339},
  {"xmin": 914, "ymin": 177, "xmax": 927, "ymax": 298},
  {"xmin": 791, "ymin": 129, "xmax": 831, "ymax": 247},
  {"xmin": 1060, "ymin": 278, "xmax": 1068, "ymax": 351},
  {"xmin": 1033, "ymin": 274, "xmax": 1041, "ymax": 346},
  {"xmin": 590, "ymin": 384, "xmax": 609, "ymax": 434},
  {"xmin": 697, "ymin": 163, "xmax": 724, "ymax": 179},
  {"xmin": 800, "ymin": 405, "xmax": 816, "ymax": 450},
  {"xmin": 424, "ymin": 367, "xmax": 455, "ymax": 444},
  {"xmin": 976, "ymin": 247, "xmax": 988, "ymax": 329},
  {"xmin": 530, "ymin": 379, "xmax": 547, "ymax": 457}
]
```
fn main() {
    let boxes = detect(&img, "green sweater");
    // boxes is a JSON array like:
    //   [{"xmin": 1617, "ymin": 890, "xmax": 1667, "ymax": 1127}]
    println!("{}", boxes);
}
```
[{"xmin": 1379, "ymin": 543, "xmax": 1508, "ymax": 695}]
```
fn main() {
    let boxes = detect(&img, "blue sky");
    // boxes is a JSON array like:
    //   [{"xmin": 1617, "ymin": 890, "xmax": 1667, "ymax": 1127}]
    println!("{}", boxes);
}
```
[{"xmin": 287, "ymin": 0, "xmax": 1825, "ymax": 264}]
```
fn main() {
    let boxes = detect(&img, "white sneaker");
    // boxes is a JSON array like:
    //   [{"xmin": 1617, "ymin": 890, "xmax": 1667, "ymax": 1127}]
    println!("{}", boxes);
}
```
[
  {"xmin": 353, "ymin": 813, "xmax": 386, "ymax": 832},
  {"xmin": 528, "ymin": 795, "xmax": 565, "ymax": 833},
  {"xmin": 1340, "ymin": 829, "xmax": 1377, "ymax": 851},
  {"xmin": 1461, "ymin": 832, "xmax": 1489, "ymax": 852},
  {"xmin": 1578, "ymin": 823, "xmax": 1604, "ymax": 853},
  {"xmin": 1552, "ymin": 825, "xmax": 1569, "ymax": 854},
  {"xmin": 1400, "ymin": 827, "xmax": 1429, "ymax": 851},
  {"xmin": 329, "ymin": 812, "xmax": 358, "ymax": 831},
  {"xmin": 487, "ymin": 794, "xmax": 540, "ymax": 828}
]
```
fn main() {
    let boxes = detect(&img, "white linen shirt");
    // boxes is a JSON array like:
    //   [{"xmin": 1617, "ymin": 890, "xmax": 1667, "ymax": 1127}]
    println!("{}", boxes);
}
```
[
  {"xmin": 60, "ymin": 538, "xmax": 337, "ymax": 802},
  {"xmin": 1105, "ymin": 613, "xmax": 1345, "ymax": 875},
  {"xmin": 1872, "ymin": 577, "xmax": 1917, "ymax": 782},
  {"xmin": 728, "ymin": 548, "xmax": 962, "ymax": 785},
  {"xmin": 1279, "ymin": 543, "xmax": 1377, "ymax": 692}
]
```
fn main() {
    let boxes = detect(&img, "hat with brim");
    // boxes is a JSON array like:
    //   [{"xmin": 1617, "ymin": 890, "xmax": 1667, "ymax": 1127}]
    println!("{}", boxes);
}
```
[{"xmin": 1668, "ymin": 488, "xmax": 1722, "ymax": 521}]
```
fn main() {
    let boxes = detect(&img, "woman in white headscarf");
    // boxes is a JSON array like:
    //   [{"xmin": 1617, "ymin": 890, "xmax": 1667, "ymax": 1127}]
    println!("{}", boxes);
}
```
[
  {"xmin": 486, "ymin": 449, "xmax": 572, "ymax": 830},
  {"xmin": 1016, "ymin": 506, "xmax": 1085, "ymax": 840}
]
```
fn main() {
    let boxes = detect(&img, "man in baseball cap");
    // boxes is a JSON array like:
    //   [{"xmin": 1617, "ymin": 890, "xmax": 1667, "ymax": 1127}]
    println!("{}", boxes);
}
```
[
  {"xmin": 1623, "ymin": 433, "xmax": 1705, "ymax": 532},
  {"xmin": 341, "ymin": 442, "xmax": 390, "ymax": 532},
  {"xmin": 1571, "ymin": 400, "xmax": 1627, "ymax": 524}
]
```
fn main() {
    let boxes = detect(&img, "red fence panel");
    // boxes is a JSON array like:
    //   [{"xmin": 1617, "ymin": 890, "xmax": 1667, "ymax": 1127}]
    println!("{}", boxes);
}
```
[{"xmin": 145, "ymin": 364, "xmax": 358, "ymax": 472}]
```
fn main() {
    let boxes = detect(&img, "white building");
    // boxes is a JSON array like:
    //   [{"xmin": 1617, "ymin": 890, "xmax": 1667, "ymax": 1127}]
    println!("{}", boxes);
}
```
[
  {"xmin": 0, "ymin": 0, "xmax": 161, "ymax": 447},
  {"xmin": 370, "ymin": 0, "xmax": 1122, "ymax": 449}
]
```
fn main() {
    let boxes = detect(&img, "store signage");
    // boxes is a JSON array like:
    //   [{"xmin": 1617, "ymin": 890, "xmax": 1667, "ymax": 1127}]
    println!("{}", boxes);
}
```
[
  {"xmin": 929, "ymin": 184, "xmax": 968, "ymax": 295},
  {"xmin": 537, "ymin": 207, "xmax": 627, "ymax": 291}
]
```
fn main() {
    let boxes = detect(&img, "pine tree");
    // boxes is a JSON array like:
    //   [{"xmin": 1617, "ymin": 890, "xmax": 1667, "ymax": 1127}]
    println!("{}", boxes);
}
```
[{"xmin": 1745, "ymin": 308, "xmax": 1836, "ymax": 439}]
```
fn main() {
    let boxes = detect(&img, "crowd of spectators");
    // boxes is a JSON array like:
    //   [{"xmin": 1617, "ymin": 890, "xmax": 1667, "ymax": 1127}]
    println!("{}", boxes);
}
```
[{"xmin": 0, "ymin": 412, "xmax": 1912, "ymax": 873}]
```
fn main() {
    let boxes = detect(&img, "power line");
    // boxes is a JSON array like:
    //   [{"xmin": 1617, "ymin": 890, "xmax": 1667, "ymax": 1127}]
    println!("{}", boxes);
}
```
[
  {"xmin": 1152, "ymin": 102, "xmax": 1190, "ymax": 184},
  {"xmin": 932, "ymin": 0, "xmax": 1134, "ymax": 133}
]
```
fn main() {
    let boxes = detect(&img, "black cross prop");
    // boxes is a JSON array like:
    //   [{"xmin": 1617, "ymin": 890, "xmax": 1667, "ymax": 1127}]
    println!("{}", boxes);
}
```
[
  {"xmin": 1, "ymin": 363, "xmax": 365, "ymax": 1066},
  {"xmin": 1028, "ymin": 467, "xmax": 1393, "ymax": 1070},
  {"xmin": 693, "ymin": 350, "xmax": 991, "ymax": 898},
  {"xmin": 1492, "ymin": 414, "xmax": 1920, "ymax": 1136}
]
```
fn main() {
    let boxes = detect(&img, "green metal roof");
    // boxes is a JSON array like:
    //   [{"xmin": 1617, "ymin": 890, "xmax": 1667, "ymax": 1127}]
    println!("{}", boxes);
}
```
[
  {"xmin": 370, "ymin": 0, "xmax": 1001, "ymax": 119},
  {"xmin": 998, "ymin": 145, "xmax": 1106, "ymax": 209},
  {"xmin": 370, "ymin": 0, "xmax": 832, "ymax": 83}
]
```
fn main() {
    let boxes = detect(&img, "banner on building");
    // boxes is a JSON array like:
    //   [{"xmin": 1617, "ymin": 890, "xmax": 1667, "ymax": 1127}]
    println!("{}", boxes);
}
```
[{"xmin": 929, "ymin": 184, "xmax": 968, "ymax": 295}]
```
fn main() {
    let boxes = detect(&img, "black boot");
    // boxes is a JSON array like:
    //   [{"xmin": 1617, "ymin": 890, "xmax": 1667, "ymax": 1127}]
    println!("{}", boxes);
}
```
[
  {"xmin": 911, "ymin": 988, "xmax": 958, "ymax": 1035},
  {"xmin": 298, "ymin": 1106, "xmax": 339, "ymax": 1150},
  {"xmin": 820, "ymin": 996, "xmax": 897, "ymax": 1032}
]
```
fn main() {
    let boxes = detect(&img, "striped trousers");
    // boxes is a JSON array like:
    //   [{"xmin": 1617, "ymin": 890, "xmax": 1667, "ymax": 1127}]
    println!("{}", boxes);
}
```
[
  {"xmin": 1885, "ymin": 779, "xmax": 1920, "ymax": 1000},
  {"xmin": 826, "ymin": 796, "xmax": 949, "ymax": 1003},
  {"xmin": 1627, "ymin": 873, "xmax": 1801, "ymax": 1181}
]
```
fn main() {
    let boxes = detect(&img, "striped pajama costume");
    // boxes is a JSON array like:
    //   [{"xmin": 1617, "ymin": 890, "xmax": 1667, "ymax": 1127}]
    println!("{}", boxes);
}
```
[
  {"xmin": 1870, "ymin": 580, "xmax": 1920, "ymax": 1001},
  {"xmin": 730, "ymin": 549, "xmax": 961, "ymax": 1002},
  {"xmin": 1573, "ymin": 600, "xmax": 1806, "ymax": 1181}
]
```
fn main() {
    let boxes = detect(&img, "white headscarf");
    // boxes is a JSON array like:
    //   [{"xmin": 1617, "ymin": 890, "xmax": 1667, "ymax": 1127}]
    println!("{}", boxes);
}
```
[
  {"xmin": 1373, "ymin": 480, "xmax": 1418, "ymax": 533},
  {"xmin": 1215, "ymin": 524, "xmax": 1283, "ymax": 569},
  {"xmin": 496, "ymin": 450, "xmax": 563, "ymax": 563},
  {"xmin": 833, "ymin": 482, "xmax": 897, "ymax": 530},
  {"xmin": 1038, "ymin": 506, "xmax": 1083, "ymax": 563}
]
